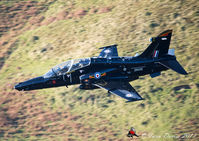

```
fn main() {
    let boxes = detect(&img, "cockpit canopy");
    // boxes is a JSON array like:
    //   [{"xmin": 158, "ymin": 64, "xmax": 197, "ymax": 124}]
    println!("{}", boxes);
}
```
[{"xmin": 44, "ymin": 58, "xmax": 91, "ymax": 78}]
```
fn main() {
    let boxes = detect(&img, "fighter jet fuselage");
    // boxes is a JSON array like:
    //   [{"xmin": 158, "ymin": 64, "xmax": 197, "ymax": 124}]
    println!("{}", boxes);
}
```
[{"xmin": 15, "ymin": 30, "xmax": 187, "ymax": 102}]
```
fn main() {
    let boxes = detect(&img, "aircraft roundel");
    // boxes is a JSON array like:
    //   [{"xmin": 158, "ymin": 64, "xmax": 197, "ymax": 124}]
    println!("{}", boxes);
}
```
[
  {"xmin": 126, "ymin": 93, "xmax": 133, "ymax": 98},
  {"xmin": 94, "ymin": 72, "xmax": 101, "ymax": 79}
]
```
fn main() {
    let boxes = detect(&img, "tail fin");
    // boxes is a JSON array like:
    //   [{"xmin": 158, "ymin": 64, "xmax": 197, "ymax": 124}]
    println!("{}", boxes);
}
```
[
  {"xmin": 159, "ymin": 60, "xmax": 188, "ymax": 75},
  {"xmin": 139, "ymin": 30, "xmax": 172, "ymax": 58}
]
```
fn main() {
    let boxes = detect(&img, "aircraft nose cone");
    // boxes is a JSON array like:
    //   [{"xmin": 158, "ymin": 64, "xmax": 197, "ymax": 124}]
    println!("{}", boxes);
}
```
[
  {"xmin": 14, "ymin": 76, "xmax": 45, "ymax": 91},
  {"xmin": 14, "ymin": 83, "xmax": 23, "ymax": 91}
]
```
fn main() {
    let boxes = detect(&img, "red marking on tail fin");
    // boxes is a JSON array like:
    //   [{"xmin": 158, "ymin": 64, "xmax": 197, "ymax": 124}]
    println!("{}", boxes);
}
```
[{"xmin": 159, "ymin": 30, "xmax": 172, "ymax": 37}]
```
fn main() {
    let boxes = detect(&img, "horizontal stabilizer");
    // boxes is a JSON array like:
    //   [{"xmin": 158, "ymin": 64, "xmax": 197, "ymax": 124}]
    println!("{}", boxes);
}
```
[{"xmin": 159, "ymin": 60, "xmax": 188, "ymax": 75}]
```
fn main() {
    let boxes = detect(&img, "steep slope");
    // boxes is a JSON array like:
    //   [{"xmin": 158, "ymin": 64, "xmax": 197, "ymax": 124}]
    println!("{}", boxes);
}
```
[{"xmin": 0, "ymin": 0, "xmax": 199, "ymax": 140}]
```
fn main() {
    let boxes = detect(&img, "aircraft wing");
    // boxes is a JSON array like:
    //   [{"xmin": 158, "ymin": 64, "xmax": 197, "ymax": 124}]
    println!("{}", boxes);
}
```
[
  {"xmin": 98, "ymin": 44, "xmax": 118, "ymax": 58},
  {"xmin": 94, "ymin": 81, "xmax": 143, "ymax": 102}
]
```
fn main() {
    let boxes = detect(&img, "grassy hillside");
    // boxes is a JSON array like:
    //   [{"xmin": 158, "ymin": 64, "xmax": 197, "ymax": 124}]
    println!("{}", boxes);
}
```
[{"xmin": 0, "ymin": 0, "xmax": 199, "ymax": 140}]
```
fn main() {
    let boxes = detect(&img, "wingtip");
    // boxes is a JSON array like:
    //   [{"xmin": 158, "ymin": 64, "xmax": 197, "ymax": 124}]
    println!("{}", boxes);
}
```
[{"xmin": 178, "ymin": 68, "xmax": 188, "ymax": 75}]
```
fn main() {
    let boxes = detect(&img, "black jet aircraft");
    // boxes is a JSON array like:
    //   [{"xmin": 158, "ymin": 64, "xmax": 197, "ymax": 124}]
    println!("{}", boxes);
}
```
[{"xmin": 15, "ymin": 30, "xmax": 188, "ymax": 102}]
